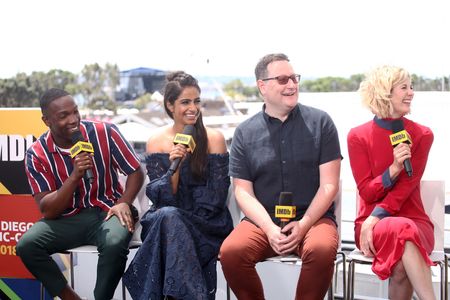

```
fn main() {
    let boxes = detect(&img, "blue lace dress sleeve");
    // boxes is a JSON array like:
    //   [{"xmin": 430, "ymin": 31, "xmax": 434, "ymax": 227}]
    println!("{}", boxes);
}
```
[
  {"xmin": 145, "ymin": 153, "xmax": 177, "ymax": 208},
  {"xmin": 123, "ymin": 153, "xmax": 233, "ymax": 300}
]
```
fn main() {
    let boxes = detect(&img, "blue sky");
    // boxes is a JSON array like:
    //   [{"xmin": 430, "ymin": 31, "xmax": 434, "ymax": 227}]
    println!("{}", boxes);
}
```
[{"xmin": 1, "ymin": 0, "xmax": 449, "ymax": 80}]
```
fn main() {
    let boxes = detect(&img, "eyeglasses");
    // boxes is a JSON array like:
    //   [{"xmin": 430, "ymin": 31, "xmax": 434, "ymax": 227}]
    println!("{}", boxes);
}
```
[{"xmin": 261, "ymin": 74, "xmax": 301, "ymax": 85}]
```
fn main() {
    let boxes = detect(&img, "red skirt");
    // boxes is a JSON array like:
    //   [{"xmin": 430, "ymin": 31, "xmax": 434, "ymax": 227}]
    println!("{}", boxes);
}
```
[{"xmin": 355, "ymin": 217, "xmax": 434, "ymax": 280}]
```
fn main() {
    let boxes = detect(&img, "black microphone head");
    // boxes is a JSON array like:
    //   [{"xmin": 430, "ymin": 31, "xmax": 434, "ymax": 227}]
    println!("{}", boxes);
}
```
[
  {"xmin": 391, "ymin": 119, "xmax": 404, "ymax": 133},
  {"xmin": 278, "ymin": 192, "xmax": 293, "ymax": 206},
  {"xmin": 183, "ymin": 124, "xmax": 195, "ymax": 135},
  {"xmin": 71, "ymin": 130, "xmax": 84, "ymax": 144}
]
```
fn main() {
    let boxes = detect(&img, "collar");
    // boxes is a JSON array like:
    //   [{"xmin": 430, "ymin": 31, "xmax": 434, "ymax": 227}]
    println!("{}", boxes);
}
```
[
  {"xmin": 44, "ymin": 122, "xmax": 88, "ymax": 153},
  {"xmin": 262, "ymin": 103, "xmax": 300, "ymax": 123},
  {"xmin": 373, "ymin": 116, "xmax": 405, "ymax": 130},
  {"xmin": 44, "ymin": 131, "xmax": 58, "ymax": 153}
]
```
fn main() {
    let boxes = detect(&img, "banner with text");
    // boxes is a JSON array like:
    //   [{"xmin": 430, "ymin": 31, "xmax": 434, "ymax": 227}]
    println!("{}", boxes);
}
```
[
  {"xmin": 0, "ymin": 108, "xmax": 47, "ymax": 195},
  {"xmin": 0, "ymin": 109, "xmax": 47, "ymax": 283}
]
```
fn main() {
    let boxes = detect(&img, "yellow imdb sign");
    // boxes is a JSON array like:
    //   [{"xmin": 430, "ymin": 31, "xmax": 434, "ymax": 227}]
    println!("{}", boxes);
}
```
[
  {"xmin": 0, "ymin": 108, "xmax": 48, "ymax": 195},
  {"xmin": 173, "ymin": 133, "xmax": 196, "ymax": 152},
  {"xmin": 275, "ymin": 205, "xmax": 296, "ymax": 218},
  {"xmin": 70, "ymin": 141, "xmax": 94, "ymax": 157}
]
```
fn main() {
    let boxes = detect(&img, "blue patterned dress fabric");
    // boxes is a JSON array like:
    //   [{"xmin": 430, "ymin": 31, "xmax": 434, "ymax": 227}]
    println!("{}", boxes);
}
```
[{"xmin": 123, "ymin": 153, "xmax": 233, "ymax": 300}]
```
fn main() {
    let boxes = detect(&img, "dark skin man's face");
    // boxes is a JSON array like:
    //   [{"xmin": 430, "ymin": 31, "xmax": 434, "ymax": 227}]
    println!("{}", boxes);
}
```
[{"xmin": 42, "ymin": 95, "xmax": 81, "ymax": 148}]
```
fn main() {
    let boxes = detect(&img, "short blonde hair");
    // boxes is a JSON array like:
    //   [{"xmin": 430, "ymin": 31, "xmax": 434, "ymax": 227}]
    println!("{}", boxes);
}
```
[{"xmin": 359, "ymin": 65, "xmax": 411, "ymax": 118}]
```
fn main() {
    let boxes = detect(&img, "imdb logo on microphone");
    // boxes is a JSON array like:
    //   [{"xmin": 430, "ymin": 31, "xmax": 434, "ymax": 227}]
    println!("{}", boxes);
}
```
[
  {"xmin": 275, "ymin": 205, "xmax": 296, "ymax": 218},
  {"xmin": 173, "ymin": 133, "xmax": 196, "ymax": 152},
  {"xmin": 70, "ymin": 141, "xmax": 94, "ymax": 158},
  {"xmin": 389, "ymin": 130, "xmax": 411, "ymax": 145}
]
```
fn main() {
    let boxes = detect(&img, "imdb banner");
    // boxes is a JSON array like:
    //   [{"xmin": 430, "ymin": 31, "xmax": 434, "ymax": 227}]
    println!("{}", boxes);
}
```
[
  {"xmin": 0, "ymin": 108, "xmax": 47, "ymax": 280},
  {"xmin": 0, "ymin": 108, "xmax": 47, "ymax": 194}
]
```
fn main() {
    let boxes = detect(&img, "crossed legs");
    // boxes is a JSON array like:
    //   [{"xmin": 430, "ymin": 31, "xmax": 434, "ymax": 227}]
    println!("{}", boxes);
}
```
[{"xmin": 389, "ymin": 241, "xmax": 435, "ymax": 300}]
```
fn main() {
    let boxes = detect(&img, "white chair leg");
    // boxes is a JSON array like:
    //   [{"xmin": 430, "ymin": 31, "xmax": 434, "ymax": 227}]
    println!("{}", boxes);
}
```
[
  {"xmin": 347, "ymin": 260, "xmax": 355, "ymax": 300},
  {"xmin": 439, "ymin": 261, "xmax": 445, "ymax": 300},
  {"xmin": 341, "ymin": 254, "xmax": 347, "ymax": 300}
]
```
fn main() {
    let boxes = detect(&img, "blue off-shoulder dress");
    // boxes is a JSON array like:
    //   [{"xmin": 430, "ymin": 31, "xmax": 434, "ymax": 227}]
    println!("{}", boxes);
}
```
[{"xmin": 123, "ymin": 153, "xmax": 233, "ymax": 300}]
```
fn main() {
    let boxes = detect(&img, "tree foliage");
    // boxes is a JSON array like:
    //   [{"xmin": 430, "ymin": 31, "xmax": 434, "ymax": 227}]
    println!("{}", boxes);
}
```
[
  {"xmin": 222, "ymin": 73, "xmax": 449, "ymax": 100},
  {"xmin": 134, "ymin": 93, "xmax": 153, "ymax": 110},
  {"xmin": 0, "ymin": 66, "xmax": 448, "ymax": 108},
  {"xmin": 411, "ymin": 74, "xmax": 448, "ymax": 91},
  {"xmin": 0, "ymin": 63, "xmax": 118, "ymax": 108},
  {"xmin": 79, "ymin": 63, "xmax": 119, "ymax": 110},
  {"xmin": 223, "ymin": 79, "xmax": 259, "ymax": 100},
  {"xmin": 300, "ymin": 76, "xmax": 362, "ymax": 92},
  {"xmin": 0, "ymin": 70, "xmax": 78, "ymax": 107}
]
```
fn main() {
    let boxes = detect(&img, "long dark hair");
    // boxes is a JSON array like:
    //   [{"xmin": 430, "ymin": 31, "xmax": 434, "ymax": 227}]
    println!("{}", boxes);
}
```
[{"xmin": 163, "ymin": 71, "xmax": 208, "ymax": 180}]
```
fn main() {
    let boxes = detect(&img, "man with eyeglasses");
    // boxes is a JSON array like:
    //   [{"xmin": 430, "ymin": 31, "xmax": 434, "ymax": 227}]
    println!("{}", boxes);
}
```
[{"xmin": 220, "ymin": 53, "xmax": 342, "ymax": 300}]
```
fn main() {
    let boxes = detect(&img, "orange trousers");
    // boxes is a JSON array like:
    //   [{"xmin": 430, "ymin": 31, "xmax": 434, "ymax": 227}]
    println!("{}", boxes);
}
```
[{"xmin": 219, "ymin": 218, "xmax": 338, "ymax": 300}]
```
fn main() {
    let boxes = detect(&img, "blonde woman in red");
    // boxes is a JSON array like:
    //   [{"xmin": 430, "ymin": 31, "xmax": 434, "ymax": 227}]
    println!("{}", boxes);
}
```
[{"xmin": 347, "ymin": 65, "xmax": 435, "ymax": 300}]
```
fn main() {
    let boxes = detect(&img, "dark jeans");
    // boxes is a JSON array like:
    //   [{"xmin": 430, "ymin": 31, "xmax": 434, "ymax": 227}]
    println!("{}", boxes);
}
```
[{"xmin": 16, "ymin": 207, "xmax": 131, "ymax": 300}]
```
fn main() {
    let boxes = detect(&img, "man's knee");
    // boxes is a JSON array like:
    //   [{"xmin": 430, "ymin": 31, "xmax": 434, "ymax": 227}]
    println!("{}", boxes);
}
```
[
  {"xmin": 219, "ymin": 236, "xmax": 249, "ymax": 268},
  {"xmin": 100, "ymin": 221, "xmax": 131, "ymax": 256},
  {"xmin": 16, "ymin": 231, "xmax": 36, "ymax": 260},
  {"xmin": 103, "ymin": 232, "xmax": 130, "ymax": 248},
  {"xmin": 302, "ymin": 242, "xmax": 337, "ymax": 266},
  {"xmin": 219, "ymin": 237, "xmax": 237, "ymax": 264},
  {"xmin": 16, "ymin": 238, "xmax": 26, "ymax": 259}
]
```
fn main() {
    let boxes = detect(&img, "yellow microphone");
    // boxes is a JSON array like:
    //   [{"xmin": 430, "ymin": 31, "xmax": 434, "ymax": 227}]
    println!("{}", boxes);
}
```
[
  {"xmin": 389, "ymin": 119, "xmax": 413, "ymax": 177},
  {"xmin": 173, "ymin": 130, "xmax": 196, "ymax": 152},
  {"xmin": 168, "ymin": 125, "xmax": 195, "ymax": 175},
  {"xmin": 389, "ymin": 130, "xmax": 412, "ymax": 146},
  {"xmin": 70, "ymin": 131, "xmax": 94, "ymax": 183},
  {"xmin": 275, "ymin": 192, "xmax": 296, "ymax": 229}
]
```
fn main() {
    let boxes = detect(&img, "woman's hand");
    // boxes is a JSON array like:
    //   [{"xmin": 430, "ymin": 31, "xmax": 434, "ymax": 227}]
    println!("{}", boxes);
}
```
[
  {"xmin": 359, "ymin": 215, "xmax": 380, "ymax": 257},
  {"xmin": 390, "ymin": 143, "xmax": 411, "ymax": 178},
  {"xmin": 169, "ymin": 143, "xmax": 190, "ymax": 164}
]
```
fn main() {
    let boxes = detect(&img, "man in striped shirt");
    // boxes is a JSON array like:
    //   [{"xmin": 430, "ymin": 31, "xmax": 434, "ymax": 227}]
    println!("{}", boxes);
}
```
[{"xmin": 17, "ymin": 88, "xmax": 144, "ymax": 300}]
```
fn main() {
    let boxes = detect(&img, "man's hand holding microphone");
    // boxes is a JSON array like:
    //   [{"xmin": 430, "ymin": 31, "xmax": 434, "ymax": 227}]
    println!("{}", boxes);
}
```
[
  {"xmin": 274, "ymin": 192, "xmax": 306, "ymax": 255},
  {"xmin": 71, "ymin": 130, "xmax": 136, "ymax": 232},
  {"xmin": 70, "ymin": 131, "xmax": 95, "ymax": 183}
]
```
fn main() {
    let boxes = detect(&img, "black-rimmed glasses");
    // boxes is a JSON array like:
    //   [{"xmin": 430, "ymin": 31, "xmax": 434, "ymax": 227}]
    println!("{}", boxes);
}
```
[{"xmin": 261, "ymin": 74, "xmax": 301, "ymax": 85}]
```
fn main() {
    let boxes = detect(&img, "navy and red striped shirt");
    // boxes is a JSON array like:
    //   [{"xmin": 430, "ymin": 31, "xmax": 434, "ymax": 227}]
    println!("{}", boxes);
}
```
[{"xmin": 25, "ymin": 120, "xmax": 141, "ymax": 217}]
